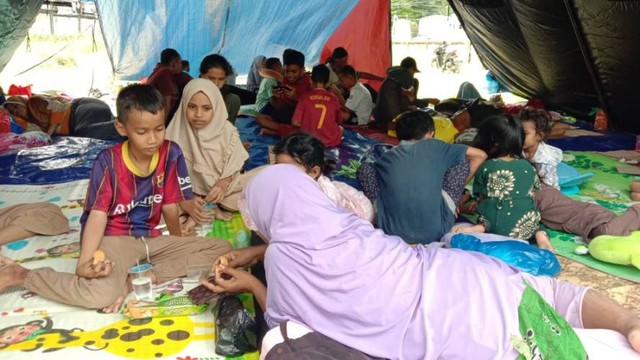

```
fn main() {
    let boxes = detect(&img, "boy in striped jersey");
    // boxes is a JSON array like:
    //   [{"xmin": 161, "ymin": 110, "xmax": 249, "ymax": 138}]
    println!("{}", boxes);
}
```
[{"xmin": 0, "ymin": 84, "xmax": 230, "ymax": 312}]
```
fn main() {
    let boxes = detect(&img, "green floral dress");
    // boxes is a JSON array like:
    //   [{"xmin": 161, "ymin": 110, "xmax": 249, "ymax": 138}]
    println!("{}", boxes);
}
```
[{"xmin": 473, "ymin": 158, "xmax": 541, "ymax": 240}]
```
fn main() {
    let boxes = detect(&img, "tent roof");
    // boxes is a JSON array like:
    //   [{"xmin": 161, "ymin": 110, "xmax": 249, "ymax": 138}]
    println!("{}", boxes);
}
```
[
  {"xmin": 449, "ymin": 0, "xmax": 640, "ymax": 133},
  {"xmin": 94, "ymin": 0, "xmax": 390, "ymax": 81}
]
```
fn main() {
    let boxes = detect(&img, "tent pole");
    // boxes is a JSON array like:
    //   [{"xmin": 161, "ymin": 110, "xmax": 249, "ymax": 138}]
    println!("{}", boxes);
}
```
[{"xmin": 388, "ymin": 0, "xmax": 393, "ymax": 65}]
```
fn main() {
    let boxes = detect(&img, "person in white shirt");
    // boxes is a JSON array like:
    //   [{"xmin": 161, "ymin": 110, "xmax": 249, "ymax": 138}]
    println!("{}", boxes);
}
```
[{"xmin": 339, "ymin": 65, "xmax": 374, "ymax": 126}]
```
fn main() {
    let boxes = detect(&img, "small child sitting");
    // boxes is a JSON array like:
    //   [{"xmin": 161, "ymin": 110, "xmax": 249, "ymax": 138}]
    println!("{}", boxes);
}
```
[
  {"xmin": 521, "ymin": 107, "xmax": 563, "ymax": 189},
  {"xmin": 453, "ymin": 114, "xmax": 553, "ymax": 251},
  {"xmin": 255, "ymin": 57, "xmax": 283, "ymax": 113},
  {"xmin": 521, "ymin": 108, "xmax": 640, "ymax": 241},
  {"xmin": 166, "ymin": 79, "xmax": 260, "ymax": 225},
  {"xmin": 338, "ymin": 65, "xmax": 374, "ymax": 126}
]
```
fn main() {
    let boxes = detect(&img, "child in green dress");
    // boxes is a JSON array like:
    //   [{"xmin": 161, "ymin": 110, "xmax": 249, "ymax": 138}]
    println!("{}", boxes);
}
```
[{"xmin": 452, "ymin": 114, "xmax": 553, "ymax": 251}]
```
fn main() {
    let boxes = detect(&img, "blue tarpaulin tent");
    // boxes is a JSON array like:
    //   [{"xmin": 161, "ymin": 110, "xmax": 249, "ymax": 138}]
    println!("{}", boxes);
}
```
[{"xmin": 94, "ymin": 0, "xmax": 391, "ymax": 81}]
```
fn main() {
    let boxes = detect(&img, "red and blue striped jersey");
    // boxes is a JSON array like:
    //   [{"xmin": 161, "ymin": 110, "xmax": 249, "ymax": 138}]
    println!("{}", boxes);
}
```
[{"xmin": 80, "ymin": 140, "xmax": 193, "ymax": 237}]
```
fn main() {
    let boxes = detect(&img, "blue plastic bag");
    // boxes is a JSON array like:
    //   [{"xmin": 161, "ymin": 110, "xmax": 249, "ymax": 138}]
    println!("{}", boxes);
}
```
[{"xmin": 449, "ymin": 234, "xmax": 561, "ymax": 276}]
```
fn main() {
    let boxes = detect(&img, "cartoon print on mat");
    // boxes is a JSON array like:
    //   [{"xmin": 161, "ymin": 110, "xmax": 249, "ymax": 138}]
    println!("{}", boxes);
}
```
[
  {"xmin": 0, "ymin": 317, "xmax": 82, "ymax": 352},
  {"xmin": 16, "ymin": 241, "xmax": 80, "ymax": 264},
  {"xmin": 0, "ymin": 315, "xmax": 214, "ymax": 358}
]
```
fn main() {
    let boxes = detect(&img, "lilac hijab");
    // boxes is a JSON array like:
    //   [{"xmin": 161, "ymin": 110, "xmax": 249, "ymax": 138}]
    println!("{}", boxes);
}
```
[{"xmin": 245, "ymin": 165, "xmax": 545, "ymax": 359}]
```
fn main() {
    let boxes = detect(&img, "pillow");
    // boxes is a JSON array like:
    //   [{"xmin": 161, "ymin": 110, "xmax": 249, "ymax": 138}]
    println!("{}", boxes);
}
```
[{"xmin": 589, "ymin": 231, "xmax": 640, "ymax": 269}]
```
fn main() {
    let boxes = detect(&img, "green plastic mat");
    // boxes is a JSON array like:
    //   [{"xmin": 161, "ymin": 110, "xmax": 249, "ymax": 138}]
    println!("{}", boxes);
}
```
[
  {"xmin": 207, "ymin": 213, "xmax": 251, "ymax": 249},
  {"xmin": 550, "ymin": 151, "xmax": 640, "ymax": 282}
]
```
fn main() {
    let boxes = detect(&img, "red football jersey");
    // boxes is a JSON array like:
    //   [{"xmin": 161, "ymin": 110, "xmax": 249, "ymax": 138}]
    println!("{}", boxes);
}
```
[{"xmin": 292, "ymin": 88, "xmax": 342, "ymax": 147}]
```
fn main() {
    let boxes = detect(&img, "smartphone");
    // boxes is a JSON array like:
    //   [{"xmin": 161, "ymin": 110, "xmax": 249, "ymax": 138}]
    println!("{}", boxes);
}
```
[{"xmin": 273, "ymin": 85, "xmax": 289, "ymax": 91}]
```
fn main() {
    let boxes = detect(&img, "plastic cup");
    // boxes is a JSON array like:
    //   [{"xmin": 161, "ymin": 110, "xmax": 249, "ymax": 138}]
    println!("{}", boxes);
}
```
[
  {"xmin": 185, "ymin": 264, "xmax": 210, "ymax": 283},
  {"xmin": 128, "ymin": 263, "xmax": 153, "ymax": 301},
  {"xmin": 202, "ymin": 202, "xmax": 217, "ymax": 217},
  {"xmin": 197, "ymin": 203, "xmax": 216, "ymax": 236}
]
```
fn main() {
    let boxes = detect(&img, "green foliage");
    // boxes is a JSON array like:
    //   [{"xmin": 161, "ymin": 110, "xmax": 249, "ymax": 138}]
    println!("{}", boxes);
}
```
[
  {"xmin": 391, "ymin": 0, "xmax": 450, "ymax": 20},
  {"xmin": 336, "ymin": 159, "xmax": 361, "ymax": 179},
  {"xmin": 391, "ymin": 0, "xmax": 451, "ymax": 37}
]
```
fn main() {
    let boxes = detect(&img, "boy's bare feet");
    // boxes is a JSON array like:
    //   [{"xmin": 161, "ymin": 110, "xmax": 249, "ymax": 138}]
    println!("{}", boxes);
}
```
[
  {"xmin": 102, "ymin": 295, "xmax": 125, "ymax": 314},
  {"xmin": 102, "ymin": 269, "xmax": 159, "ymax": 313},
  {"xmin": 0, "ymin": 256, "xmax": 28, "ymax": 292},
  {"xmin": 181, "ymin": 216, "xmax": 197, "ymax": 236}
]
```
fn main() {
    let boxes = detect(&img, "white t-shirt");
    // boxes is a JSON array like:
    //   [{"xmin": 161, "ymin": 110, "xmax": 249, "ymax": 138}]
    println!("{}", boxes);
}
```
[{"xmin": 345, "ymin": 81, "xmax": 374, "ymax": 125}]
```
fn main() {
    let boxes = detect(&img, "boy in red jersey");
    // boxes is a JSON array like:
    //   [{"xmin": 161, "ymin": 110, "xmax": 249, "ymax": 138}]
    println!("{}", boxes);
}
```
[
  {"xmin": 0, "ymin": 84, "xmax": 231, "ymax": 312},
  {"xmin": 256, "ymin": 49, "xmax": 313, "ymax": 135},
  {"xmin": 291, "ymin": 64, "xmax": 347, "ymax": 147}
]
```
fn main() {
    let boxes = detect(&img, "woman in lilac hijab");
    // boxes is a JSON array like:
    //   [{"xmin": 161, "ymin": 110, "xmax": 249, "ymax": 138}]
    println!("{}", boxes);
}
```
[{"xmin": 208, "ymin": 164, "xmax": 640, "ymax": 359}]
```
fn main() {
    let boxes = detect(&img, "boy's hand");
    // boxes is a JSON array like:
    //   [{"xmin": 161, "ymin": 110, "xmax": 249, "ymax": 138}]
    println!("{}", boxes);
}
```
[
  {"xmin": 180, "ymin": 198, "xmax": 213, "ymax": 224},
  {"xmin": 76, "ymin": 257, "xmax": 114, "ymax": 279},
  {"xmin": 282, "ymin": 86, "xmax": 297, "ymax": 101}
]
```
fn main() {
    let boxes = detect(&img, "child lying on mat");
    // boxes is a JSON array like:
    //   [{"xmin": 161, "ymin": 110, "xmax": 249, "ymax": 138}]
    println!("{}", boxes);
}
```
[
  {"xmin": 3, "ymin": 95, "xmax": 122, "ymax": 141},
  {"xmin": 0, "ymin": 84, "xmax": 231, "ymax": 313},
  {"xmin": 166, "ymin": 78, "xmax": 262, "ymax": 230},
  {"xmin": 452, "ymin": 114, "xmax": 554, "ymax": 251},
  {"xmin": 0, "ymin": 203, "xmax": 70, "ymax": 246},
  {"xmin": 521, "ymin": 107, "xmax": 640, "ymax": 241}
]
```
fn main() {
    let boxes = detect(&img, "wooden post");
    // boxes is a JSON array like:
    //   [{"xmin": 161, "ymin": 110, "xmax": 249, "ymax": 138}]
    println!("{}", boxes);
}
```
[
  {"xmin": 49, "ymin": 6, "xmax": 55, "ymax": 35},
  {"xmin": 77, "ymin": 1, "xmax": 82, "ymax": 33}
]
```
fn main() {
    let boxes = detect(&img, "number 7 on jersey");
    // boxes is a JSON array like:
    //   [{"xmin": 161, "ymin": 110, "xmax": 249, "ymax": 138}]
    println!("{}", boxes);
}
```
[{"xmin": 314, "ymin": 104, "xmax": 327, "ymax": 129}]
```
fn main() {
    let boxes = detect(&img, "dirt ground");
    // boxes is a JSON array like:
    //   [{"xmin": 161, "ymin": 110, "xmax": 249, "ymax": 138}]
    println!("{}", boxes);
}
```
[{"xmin": 1, "ymin": 14, "xmax": 114, "ymax": 100}]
